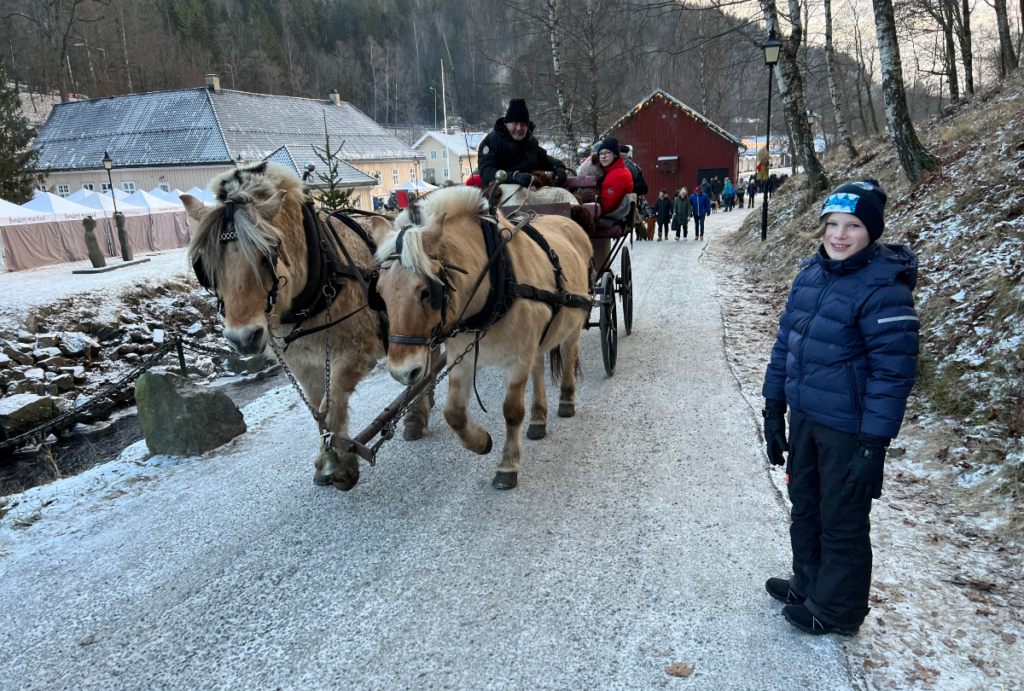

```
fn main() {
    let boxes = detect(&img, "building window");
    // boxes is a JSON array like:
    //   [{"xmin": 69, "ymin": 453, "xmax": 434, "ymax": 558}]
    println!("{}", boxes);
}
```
[
  {"xmin": 121, "ymin": 181, "xmax": 136, "ymax": 193},
  {"xmin": 465, "ymin": 167, "xmax": 471, "ymax": 177},
  {"xmin": 430, "ymin": 150, "xmax": 437, "ymax": 160},
  {"xmin": 56, "ymin": 184, "xmax": 70, "ymax": 197},
  {"xmin": 158, "ymin": 183, "xmax": 171, "ymax": 193},
  {"xmin": 100, "ymin": 182, "xmax": 111, "ymax": 193},
  {"xmin": 374, "ymin": 170, "xmax": 382, "ymax": 182},
  {"xmin": 441, "ymin": 150, "xmax": 448, "ymax": 159},
  {"xmin": 392, "ymin": 168, "xmax": 399, "ymax": 185},
  {"xmin": 443, "ymin": 167, "xmax": 450, "ymax": 179},
  {"xmin": 82, "ymin": 183, "xmax": 95, "ymax": 191},
  {"xmin": 410, "ymin": 168, "xmax": 416, "ymax": 182}
]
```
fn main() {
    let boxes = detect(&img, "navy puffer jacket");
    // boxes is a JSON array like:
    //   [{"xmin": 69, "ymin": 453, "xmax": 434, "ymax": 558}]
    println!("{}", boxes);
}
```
[{"xmin": 763, "ymin": 242, "xmax": 920, "ymax": 439}]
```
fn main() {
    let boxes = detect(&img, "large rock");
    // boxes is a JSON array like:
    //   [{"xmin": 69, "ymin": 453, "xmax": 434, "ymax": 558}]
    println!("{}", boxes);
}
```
[
  {"xmin": 2, "ymin": 345, "xmax": 33, "ymax": 366},
  {"xmin": 0, "ymin": 353, "xmax": 10, "ymax": 368},
  {"xmin": 90, "ymin": 319, "xmax": 123, "ymax": 342},
  {"xmin": 0, "ymin": 393, "xmax": 54, "ymax": 439},
  {"xmin": 59, "ymin": 331, "xmax": 101, "ymax": 358},
  {"xmin": 36, "ymin": 333, "xmax": 59, "ymax": 348},
  {"xmin": 134, "ymin": 372, "xmax": 246, "ymax": 456}
]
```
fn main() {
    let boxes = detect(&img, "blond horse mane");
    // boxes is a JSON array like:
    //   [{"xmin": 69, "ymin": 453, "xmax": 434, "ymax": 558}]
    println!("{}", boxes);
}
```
[
  {"xmin": 187, "ymin": 161, "xmax": 305, "ymax": 286},
  {"xmin": 375, "ymin": 187, "xmax": 488, "ymax": 282}
]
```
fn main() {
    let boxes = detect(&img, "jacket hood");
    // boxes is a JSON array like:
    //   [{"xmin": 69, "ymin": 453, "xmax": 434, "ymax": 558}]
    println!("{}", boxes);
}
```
[
  {"xmin": 494, "ymin": 117, "xmax": 537, "ymax": 139},
  {"xmin": 808, "ymin": 242, "xmax": 918, "ymax": 290}
]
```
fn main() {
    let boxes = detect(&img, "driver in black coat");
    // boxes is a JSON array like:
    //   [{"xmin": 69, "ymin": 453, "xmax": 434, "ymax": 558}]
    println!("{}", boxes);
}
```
[{"xmin": 478, "ymin": 99, "xmax": 569, "ymax": 189}]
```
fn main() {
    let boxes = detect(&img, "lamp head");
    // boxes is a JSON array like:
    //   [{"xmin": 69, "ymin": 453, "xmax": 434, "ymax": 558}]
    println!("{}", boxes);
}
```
[
  {"xmin": 807, "ymin": 110, "xmax": 817, "ymax": 125},
  {"xmin": 763, "ymin": 29, "xmax": 782, "ymax": 66},
  {"xmin": 102, "ymin": 151, "xmax": 113, "ymax": 171}
]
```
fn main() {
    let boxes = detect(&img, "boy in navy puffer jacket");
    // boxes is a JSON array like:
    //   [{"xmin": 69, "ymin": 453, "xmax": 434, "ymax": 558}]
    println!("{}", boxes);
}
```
[{"xmin": 761, "ymin": 180, "xmax": 919, "ymax": 635}]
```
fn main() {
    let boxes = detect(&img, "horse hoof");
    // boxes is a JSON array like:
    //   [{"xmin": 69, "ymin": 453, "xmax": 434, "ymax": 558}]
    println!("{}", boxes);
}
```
[
  {"xmin": 492, "ymin": 471, "xmax": 518, "ymax": 489},
  {"xmin": 478, "ymin": 432, "xmax": 493, "ymax": 455},
  {"xmin": 403, "ymin": 421, "xmax": 424, "ymax": 441},
  {"xmin": 313, "ymin": 471, "xmax": 332, "ymax": 486},
  {"xmin": 526, "ymin": 423, "xmax": 546, "ymax": 440},
  {"xmin": 313, "ymin": 449, "xmax": 360, "ymax": 491},
  {"xmin": 558, "ymin": 402, "xmax": 576, "ymax": 418}
]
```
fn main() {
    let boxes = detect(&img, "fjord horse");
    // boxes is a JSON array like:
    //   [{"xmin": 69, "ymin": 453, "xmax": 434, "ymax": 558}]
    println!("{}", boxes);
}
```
[
  {"xmin": 375, "ymin": 187, "xmax": 592, "ymax": 489},
  {"xmin": 183, "ymin": 162, "xmax": 429, "ymax": 491}
]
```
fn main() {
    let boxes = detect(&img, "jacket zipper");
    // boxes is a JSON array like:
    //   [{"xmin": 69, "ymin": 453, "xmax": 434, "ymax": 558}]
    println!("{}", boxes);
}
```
[
  {"xmin": 796, "ymin": 272, "xmax": 833, "ymax": 412},
  {"xmin": 847, "ymin": 362, "xmax": 863, "ymax": 417}
]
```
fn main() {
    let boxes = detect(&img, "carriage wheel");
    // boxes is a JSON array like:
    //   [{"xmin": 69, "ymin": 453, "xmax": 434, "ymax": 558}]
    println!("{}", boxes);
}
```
[
  {"xmin": 619, "ymin": 247, "xmax": 633, "ymax": 336},
  {"xmin": 599, "ymin": 273, "xmax": 618, "ymax": 377}
]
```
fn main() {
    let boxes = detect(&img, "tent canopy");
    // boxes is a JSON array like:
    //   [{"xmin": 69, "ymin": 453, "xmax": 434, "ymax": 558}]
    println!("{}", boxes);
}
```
[
  {"xmin": 67, "ymin": 188, "xmax": 97, "ymax": 203},
  {"xmin": 0, "ymin": 198, "xmax": 54, "ymax": 224},
  {"xmin": 75, "ymin": 193, "xmax": 147, "ymax": 216},
  {"xmin": 22, "ymin": 193, "xmax": 97, "ymax": 219},
  {"xmin": 124, "ymin": 189, "xmax": 181, "ymax": 210},
  {"xmin": 184, "ymin": 186, "xmax": 216, "ymax": 204}
]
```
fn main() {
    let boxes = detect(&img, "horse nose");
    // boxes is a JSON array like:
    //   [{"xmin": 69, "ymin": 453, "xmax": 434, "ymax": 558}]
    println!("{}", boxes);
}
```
[
  {"xmin": 224, "ymin": 325, "xmax": 266, "ymax": 354},
  {"xmin": 407, "ymin": 365, "xmax": 423, "ymax": 383}
]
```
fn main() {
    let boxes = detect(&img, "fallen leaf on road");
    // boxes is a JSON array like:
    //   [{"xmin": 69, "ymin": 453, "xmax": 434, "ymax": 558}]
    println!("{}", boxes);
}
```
[
  {"xmin": 665, "ymin": 663, "xmax": 695, "ymax": 678},
  {"xmin": 1002, "ymin": 632, "xmax": 1016, "ymax": 644}
]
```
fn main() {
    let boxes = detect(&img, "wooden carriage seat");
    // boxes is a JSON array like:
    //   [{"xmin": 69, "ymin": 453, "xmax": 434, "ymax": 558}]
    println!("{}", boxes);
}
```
[{"xmin": 564, "ymin": 175, "xmax": 628, "ymax": 239}]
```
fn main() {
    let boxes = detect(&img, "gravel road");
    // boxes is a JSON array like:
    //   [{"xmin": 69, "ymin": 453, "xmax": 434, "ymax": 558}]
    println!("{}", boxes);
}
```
[{"xmin": 0, "ymin": 210, "xmax": 855, "ymax": 690}]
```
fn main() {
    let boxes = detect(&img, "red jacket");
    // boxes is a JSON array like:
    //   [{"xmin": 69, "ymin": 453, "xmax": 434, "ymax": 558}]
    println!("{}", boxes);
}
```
[{"xmin": 600, "ymin": 157, "xmax": 633, "ymax": 214}]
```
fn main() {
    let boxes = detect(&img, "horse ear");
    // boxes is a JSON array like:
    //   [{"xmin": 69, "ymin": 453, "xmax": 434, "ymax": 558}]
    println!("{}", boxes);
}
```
[
  {"xmin": 365, "ymin": 216, "xmax": 394, "ymax": 249},
  {"xmin": 181, "ymin": 194, "xmax": 208, "ymax": 222},
  {"xmin": 420, "ymin": 212, "xmax": 446, "ymax": 253},
  {"xmin": 257, "ymin": 190, "xmax": 287, "ymax": 219}
]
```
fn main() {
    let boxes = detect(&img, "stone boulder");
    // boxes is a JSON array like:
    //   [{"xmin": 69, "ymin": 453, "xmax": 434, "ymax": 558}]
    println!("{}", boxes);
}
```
[
  {"xmin": 2, "ymin": 345, "xmax": 33, "ymax": 367},
  {"xmin": 59, "ymin": 332, "xmax": 101, "ymax": 358},
  {"xmin": 134, "ymin": 372, "xmax": 246, "ymax": 456},
  {"xmin": 36, "ymin": 333, "xmax": 60, "ymax": 348},
  {"xmin": 16, "ymin": 331, "xmax": 35, "ymax": 343},
  {"xmin": 0, "ymin": 394, "xmax": 54, "ymax": 439},
  {"xmin": 90, "ymin": 319, "xmax": 123, "ymax": 342}
]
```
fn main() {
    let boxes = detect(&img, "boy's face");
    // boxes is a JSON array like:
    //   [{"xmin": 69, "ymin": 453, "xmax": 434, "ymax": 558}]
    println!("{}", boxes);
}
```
[{"xmin": 823, "ymin": 212, "xmax": 872, "ymax": 261}]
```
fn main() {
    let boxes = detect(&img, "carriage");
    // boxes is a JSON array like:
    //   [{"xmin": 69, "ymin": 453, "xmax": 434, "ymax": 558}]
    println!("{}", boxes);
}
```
[{"xmin": 497, "ymin": 174, "xmax": 635, "ymax": 376}]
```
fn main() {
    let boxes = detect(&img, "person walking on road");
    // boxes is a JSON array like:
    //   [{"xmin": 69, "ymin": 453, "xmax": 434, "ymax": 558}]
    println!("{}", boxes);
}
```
[
  {"xmin": 689, "ymin": 186, "xmax": 710, "ymax": 240},
  {"xmin": 723, "ymin": 178, "xmax": 734, "ymax": 212},
  {"xmin": 672, "ymin": 187, "xmax": 692, "ymax": 240},
  {"xmin": 761, "ymin": 179, "xmax": 919, "ymax": 636},
  {"xmin": 654, "ymin": 189, "xmax": 672, "ymax": 241},
  {"xmin": 747, "ymin": 178, "xmax": 757, "ymax": 208}
]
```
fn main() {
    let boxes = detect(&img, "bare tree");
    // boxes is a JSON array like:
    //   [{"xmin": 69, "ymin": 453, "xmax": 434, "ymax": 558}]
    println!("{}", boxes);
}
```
[
  {"xmin": 546, "ymin": 0, "xmax": 576, "ymax": 154},
  {"xmin": 871, "ymin": 0, "xmax": 937, "ymax": 182},
  {"xmin": 824, "ymin": 0, "xmax": 857, "ymax": 157},
  {"xmin": 993, "ymin": 0, "xmax": 1019, "ymax": 76},
  {"xmin": 950, "ymin": 0, "xmax": 975, "ymax": 95},
  {"xmin": 4, "ymin": 0, "xmax": 97, "ymax": 102}
]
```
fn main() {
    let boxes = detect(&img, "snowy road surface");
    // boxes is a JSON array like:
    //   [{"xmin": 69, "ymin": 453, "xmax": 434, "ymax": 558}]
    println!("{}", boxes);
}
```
[{"xmin": 0, "ymin": 210, "xmax": 855, "ymax": 689}]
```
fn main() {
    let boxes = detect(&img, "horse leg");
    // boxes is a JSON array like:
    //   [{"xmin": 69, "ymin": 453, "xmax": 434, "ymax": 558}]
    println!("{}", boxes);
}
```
[
  {"xmin": 557, "ymin": 331, "xmax": 582, "ymax": 418},
  {"xmin": 402, "ymin": 350, "xmax": 436, "ymax": 441},
  {"xmin": 443, "ymin": 361, "xmax": 492, "ymax": 456},
  {"xmin": 494, "ymin": 365, "xmax": 530, "ymax": 489},
  {"xmin": 526, "ymin": 351, "xmax": 548, "ymax": 440},
  {"xmin": 313, "ymin": 361, "xmax": 363, "ymax": 491}
]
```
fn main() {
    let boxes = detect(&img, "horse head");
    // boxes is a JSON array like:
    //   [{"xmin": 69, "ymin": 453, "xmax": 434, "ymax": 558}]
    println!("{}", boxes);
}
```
[{"xmin": 184, "ymin": 162, "xmax": 304, "ymax": 355}]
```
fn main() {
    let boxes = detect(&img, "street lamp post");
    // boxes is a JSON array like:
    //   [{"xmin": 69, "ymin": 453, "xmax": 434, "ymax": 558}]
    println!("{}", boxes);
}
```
[
  {"xmin": 806, "ymin": 110, "xmax": 818, "ymax": 169},
  {"xmin": 760, "ymin": 29, "xmax": 782, "ymax": 242},
  {"xmin": 430, "ymin": 87, "xmax": 437, "ymax": 131},
  {"xmin": 102, "ymin": 151, "xmax": 118, "ymax": 217}
]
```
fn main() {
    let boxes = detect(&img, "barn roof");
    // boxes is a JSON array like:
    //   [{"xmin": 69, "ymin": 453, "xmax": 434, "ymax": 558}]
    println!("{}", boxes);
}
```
[
  {"xmin": 34, "ymin": 88, "xmax": 422, "ymax": 172},
  {"xmin": 600, "ymin": 90, "xmax": 745, "ymax": 149},
  {"xmin": 263, "ymin": 145, "xmax": 378, "ymax": 187}
]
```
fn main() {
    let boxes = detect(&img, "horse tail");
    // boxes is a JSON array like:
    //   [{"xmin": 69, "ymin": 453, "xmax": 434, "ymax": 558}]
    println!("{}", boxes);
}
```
[{"xmin": 549, "ymin": 347, "xmax": 563, "ymax": 384}]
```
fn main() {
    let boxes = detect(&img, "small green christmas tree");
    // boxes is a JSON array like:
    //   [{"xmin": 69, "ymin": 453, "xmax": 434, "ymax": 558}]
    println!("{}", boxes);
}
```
[
  {"xmin": 0, "ymin": 55, "xmax": 44, "ymax": 203},
  {"xmin": 313, "ymin": 113, "xmax": 354, "ymax": 212}
]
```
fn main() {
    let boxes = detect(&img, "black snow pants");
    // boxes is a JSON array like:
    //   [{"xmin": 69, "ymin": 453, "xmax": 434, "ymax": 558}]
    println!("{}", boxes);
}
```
[{"xmin": 787, "ymin": 413, "xmax": 873, "ymax": 629}]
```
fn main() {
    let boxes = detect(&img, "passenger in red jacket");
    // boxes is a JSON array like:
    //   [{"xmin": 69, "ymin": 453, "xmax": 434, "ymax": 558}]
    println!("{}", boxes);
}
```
[{"xmin": 597, "ymin": 137, "xmax": 633, "ymax": 216}]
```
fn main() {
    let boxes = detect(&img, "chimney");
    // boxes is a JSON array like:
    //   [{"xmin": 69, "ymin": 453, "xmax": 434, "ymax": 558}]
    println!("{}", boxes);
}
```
[
  {"xmin": 205, "ymin": 74, "xmax": 221, "ymax": 94},
  {"xmin": 329, "ymin": 91, "xmax": 341, "ymax": 106}
]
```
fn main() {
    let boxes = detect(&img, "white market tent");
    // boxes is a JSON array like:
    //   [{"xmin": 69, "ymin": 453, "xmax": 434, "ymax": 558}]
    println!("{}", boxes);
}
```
[
  {"xmin": 74, "ymin": 193, "xmax": 148, "ymax": 217},
  {"xmin": 162, "ymin": 189, "xmax": 185, "ymax": 205},
  {"xmin": 415, "ymin": 180, "xmax": 438, "ymax": 191},
  {"xmin": 67, "ymin": 188, "xmax": 97, "ymax": 203},
  {"xmin": 0, "ymin": 198, "xmax": 54, "ymax": 225},
  {"xmin": 108, "ymin": 188, "xmax": 130, "ymax": 201},
  {"xmin": 124, "ymin": 189, "xmax": 181, "ymax": 210},
  {"xmin": 184, "ymin": 187, "xmax": 217, "ymax": 204},
  {"xmin": 392, "ymin": 181, "xmax": 418, "ymax": 193},
  {"xmin": 22, "ymin": 193, "xmax": 97, "ymax": 221},
  {"xmin": 148, "ymin": 187, "xmax": 168, "ymax": 199}
]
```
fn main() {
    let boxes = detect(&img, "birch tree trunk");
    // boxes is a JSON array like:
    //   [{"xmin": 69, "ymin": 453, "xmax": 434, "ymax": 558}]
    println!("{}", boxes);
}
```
[
  {"xmin": 824, "ymin": 0, "xmax": 858, "ymax": 157},
  {"xmin": 871, "ymin": 0, "xmax": 937, "ymax": 182},
  {"xmin": 952, "ymin": 0, "xmax": 974, "ymax": 95},
  {"xmin": 993, "ymin": 0, "xmax": 1019, "ymax": 74},
  {"xmin": 942, "ymin": 6, "xmax": 959, "ymax": 102},
  {"xmin": 547, "ymin": 0, "xmax": 576, "ymax": 157},
  {"xmin": 759, "ymin": 0, "xmax": 829, "ymax": 196}
]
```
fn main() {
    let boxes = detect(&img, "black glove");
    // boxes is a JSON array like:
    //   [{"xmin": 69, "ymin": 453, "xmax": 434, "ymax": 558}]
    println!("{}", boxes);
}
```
[
  {"xmin": 843, "ymin": 433, "xmax": 890, "ymax": 501},
  {"xmin": 510, "ymin": 171, "xmax": 533, "ymax": 187},
  {"xmin": 762, "ymin": 399, "xmax": 788, "ymax": 466},
  {"xmin": 552, "ymin": 166, "xmax": 568, "ymax": 186}
]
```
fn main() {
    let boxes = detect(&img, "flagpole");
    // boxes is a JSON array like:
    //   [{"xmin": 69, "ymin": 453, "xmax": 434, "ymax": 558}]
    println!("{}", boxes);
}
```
[{"xmin": 441, "ymin": 59, "xmax": 453, "ymax": 182}]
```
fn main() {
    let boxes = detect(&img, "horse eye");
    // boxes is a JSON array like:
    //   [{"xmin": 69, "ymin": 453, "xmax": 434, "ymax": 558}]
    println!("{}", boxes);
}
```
[{"xmin": 420, "ymin": 288, "xmax": 431, "ymax": 302}]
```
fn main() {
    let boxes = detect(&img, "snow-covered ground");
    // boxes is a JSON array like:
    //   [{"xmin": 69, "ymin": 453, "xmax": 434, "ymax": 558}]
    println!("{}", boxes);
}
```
[
  {"xmin": 0, "ymin": 210, "xmax": 856, "ymax": 690},
  {"xmin": 704, "ymin": 200, "xmax": 1024, "ymax": 690}
]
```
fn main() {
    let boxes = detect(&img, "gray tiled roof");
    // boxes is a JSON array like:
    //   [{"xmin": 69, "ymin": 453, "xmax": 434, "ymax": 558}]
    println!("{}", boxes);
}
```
[
  {"xmin": 214, "ymin": 91, "xmax": 423, "ymax": 163},
  {"xmin": 264, "ymin": 146, "xmax": 378, "ymax": 187},
  {"xmin": 33, "ymin": 87, "xmax": 421, "ymax": 172},
  {"xmin": 34, "ymin": 89, "xmax": 231, "ymax": 171}
]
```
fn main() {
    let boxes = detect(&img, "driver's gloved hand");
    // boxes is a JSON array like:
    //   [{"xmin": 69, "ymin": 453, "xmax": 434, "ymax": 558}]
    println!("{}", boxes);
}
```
[
  {"xmin": 552, "ymin": 167, "xmax": 568, "ymax": 186},
  {"xmin": 510, "ymin": 171, "xmax": 533, "ymax": 187}
]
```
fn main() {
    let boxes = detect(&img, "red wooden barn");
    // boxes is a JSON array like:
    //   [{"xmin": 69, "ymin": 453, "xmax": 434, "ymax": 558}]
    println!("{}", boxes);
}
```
[{"xmin": 600, "ymin": 90, "xmax": 745, "ymax": 203}]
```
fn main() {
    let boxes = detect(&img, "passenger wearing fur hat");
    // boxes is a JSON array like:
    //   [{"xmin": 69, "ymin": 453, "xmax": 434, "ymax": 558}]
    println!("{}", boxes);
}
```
[
  {"xmin": 762, "ymin": 178, "xmax": 919, "ymax": 636},
  {"xmin": 477, "ymin": 98, "xmax": 568, "ymax": 189}
]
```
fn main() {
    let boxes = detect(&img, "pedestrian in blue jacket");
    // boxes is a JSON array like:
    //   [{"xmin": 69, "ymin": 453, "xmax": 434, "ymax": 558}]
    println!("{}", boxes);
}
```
[
  {"xmin": 689, "ymin": 186, "xmax": 710, "ymax": 241},
  {"xmin": 761, "ymin": 179, "xmax": 919, "ymax": 636}
]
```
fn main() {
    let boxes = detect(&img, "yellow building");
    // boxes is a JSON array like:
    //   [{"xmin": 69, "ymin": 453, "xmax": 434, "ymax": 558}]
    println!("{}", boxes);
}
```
[
  {"xmin": 412, "ymin": 131, "xmax": 486, "ymax": 185},
  {"xmin": 33, "ymin": 75, "xmax": 424, "ymax": 206}
]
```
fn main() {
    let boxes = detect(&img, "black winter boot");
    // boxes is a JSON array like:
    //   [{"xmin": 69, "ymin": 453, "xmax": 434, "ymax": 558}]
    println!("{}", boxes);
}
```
[
  {"xmin": 782, "ymin": 604, "xmax": 859, "ymax": 636},
  {"xmin": 765, "ymin": 578, "xmax": 805, "ymax": 605}
]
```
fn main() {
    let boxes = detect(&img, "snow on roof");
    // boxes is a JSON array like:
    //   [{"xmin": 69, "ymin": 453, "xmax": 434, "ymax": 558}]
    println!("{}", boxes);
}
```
[
  {"xmin": 264, "ymin": 145, "xmax": 377, "ymax": 187},
  {"xmin": 413, "ymin": 131, "xmax": 486, "ymax": 156},
  {"xmin": 33, "ymin": 87, "xmax": 423, "ymax": 172},
  {"xmin": 600, "ymin": 90, "xmax": 745, "ymax": 149}
]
